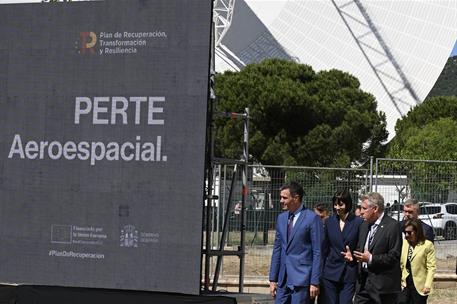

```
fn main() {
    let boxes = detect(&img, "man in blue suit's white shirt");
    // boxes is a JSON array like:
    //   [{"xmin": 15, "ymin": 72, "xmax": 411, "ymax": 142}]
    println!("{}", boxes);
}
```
[{"xmin": 269, "ymin": 182, "xmax": 323, "ymax": 304}]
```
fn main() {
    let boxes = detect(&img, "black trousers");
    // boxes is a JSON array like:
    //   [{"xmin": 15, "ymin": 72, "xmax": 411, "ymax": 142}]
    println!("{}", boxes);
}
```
[
  {"xmin": 398, "ymin": 275, "xmax": 428, "ymax": 304},
  {"xmin": 354, "ymin": 289, "xmax": 398, "ymax": 304},
  {"xmin": 354, "ymin": 270, "xmax": 398, "ymax": 304}
]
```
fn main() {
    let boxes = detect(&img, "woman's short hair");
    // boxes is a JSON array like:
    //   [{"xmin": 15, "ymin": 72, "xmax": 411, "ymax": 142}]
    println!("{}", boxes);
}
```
[{"xmin": 332, "ymin": 189, "xmax": 353, "ymax": 213}]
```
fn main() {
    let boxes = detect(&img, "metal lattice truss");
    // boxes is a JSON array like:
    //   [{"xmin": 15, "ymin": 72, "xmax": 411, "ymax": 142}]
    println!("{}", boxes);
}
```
[
  {"xmin": 213, "ymin": 0, "xmax": 235, "ymax": 47},
  {"xmin": 331, "ymin": 0, "xmax": 420, "ymax": 117}
]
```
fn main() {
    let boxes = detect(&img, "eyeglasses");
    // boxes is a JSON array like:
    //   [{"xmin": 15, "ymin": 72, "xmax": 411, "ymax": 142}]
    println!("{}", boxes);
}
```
[{"xmin": 404, "ymin": 230, "xmax": 415, "ymax": 235}]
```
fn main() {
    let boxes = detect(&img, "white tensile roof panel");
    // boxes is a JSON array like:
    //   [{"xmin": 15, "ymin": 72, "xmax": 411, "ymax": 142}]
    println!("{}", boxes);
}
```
[{"xmin": 218, "ymin": 0, "xmax": 457, "ymax": 139}]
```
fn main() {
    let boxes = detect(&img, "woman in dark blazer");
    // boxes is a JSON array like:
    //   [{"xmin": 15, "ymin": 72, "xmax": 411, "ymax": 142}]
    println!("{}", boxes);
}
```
[{"xmin": 319, "ymin": 189, "xmax": 364, "ymax": 304}]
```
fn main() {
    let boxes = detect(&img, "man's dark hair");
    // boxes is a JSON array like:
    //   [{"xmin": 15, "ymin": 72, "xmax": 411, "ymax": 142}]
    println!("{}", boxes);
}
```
[
  {"xmin": 314, "ymin": 202, "xmax": 329, "ymax": 213},
  {"xmin": 280, "ymin": 182, "xmax": 304, "ymax": 202},
  {"xmin": 404, "ymin": 218, "xmax": 426, "ymax": 244},
  {"xmin": 332, "ymin": 188, "xmax": 353, "ymax": 213}
]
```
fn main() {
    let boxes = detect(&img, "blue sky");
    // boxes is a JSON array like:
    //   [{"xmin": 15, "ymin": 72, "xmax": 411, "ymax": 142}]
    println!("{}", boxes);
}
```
[{"xmin": 451, "ymin": 40, "xmax": 457, "ymax": 56}]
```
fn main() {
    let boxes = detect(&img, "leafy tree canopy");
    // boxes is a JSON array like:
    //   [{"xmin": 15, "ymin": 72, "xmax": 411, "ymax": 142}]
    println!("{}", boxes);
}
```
[
  {"xmin": 214, "ymin": 59, "xmax": 388, "ymax": 167},
  {"xmin": 388, "ymin": 96, "xmax": 457, "ymax": 160},
  {"xmin": 393, "ymin": 118, "xmax": 457, "ymax": 160}
]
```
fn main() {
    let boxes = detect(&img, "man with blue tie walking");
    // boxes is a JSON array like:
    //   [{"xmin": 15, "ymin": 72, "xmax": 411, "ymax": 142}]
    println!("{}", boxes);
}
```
[{"xmin": 269, "ymin": 182, "xmax": 323, "ymax": 304}]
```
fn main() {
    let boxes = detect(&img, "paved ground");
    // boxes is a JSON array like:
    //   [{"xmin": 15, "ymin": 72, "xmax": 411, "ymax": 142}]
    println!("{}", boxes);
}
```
[
  {"xmin": 214, "ymin": 237, "xmax": 457, "ymax": 303},
  {"xmin": 435, "ymin": 239, "xmax": 457, "ymax": 259},
  {"xmin": 222, "ymin": 287, "xmax": 457, "ymax": 304},
  {"xmin": 219, "ymin": 241, "xmax": 456, "ymax": 277}
]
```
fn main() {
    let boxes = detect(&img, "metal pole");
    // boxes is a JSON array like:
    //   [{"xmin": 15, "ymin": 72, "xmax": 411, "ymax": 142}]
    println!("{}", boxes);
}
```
[
  {"xmin": 239, "ymin": 107, "xmax": 249, "ymax": 293},
  {"xmin": 375, "ymin": 157, "xmax": 379, "ymax": 192},
  {"xmin": 203, "ymin": 1, "xmax": 216, "ymax": 290},
  {"xmin": 263, "ymin": 187, "xmax": 269, "ymax": 245},
  {"xmin": 212, "ymin": 165, "xmax": 238, "ymax": 290},
  {"xmin": 369, "ymin": 156, "xmax": 374, "ymax": 192},
  {"xmin": 203, "ymin": 140, "xmax": 214, "ymax": 290},
  {"xmin": 203, "ymin": 139, "xmax": 213, "ymax": 287}
]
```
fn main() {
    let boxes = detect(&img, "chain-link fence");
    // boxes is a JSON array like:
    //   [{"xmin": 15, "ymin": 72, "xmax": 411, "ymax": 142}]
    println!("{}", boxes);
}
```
[
  {"xmin": 207, "ymin": 163, "xmax": 368, "ymax": 281},
  {"xmin": 205, "ymin": 159, "xmax": 457, "ymax": 285},
  {"xmin": 375, "ymin": 158, "xmax": 457, "ymax": 239},
  {"xmin": 375, "ymin": 158, "xmax": 457, "ymax": 270}
]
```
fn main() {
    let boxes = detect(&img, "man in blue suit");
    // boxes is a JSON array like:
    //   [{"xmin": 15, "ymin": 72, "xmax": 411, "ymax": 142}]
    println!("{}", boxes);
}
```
[{"xmin": 269, "ymin": 182, "xmax": 323, "ymax": 304}]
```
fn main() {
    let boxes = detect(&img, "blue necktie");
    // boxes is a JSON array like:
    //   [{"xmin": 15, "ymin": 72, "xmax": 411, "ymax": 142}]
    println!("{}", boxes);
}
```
[{"xmin": 287, "ymin": 213, "xmax": 295, "ymax": 241}]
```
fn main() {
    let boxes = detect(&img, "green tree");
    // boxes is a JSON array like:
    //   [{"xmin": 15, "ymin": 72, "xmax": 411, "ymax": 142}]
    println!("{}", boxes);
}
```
[
  {"xmin": 214, "ymin": 59, "xmax": 387, "ymax": 167},
  {"xmin": 389, "ymin": 118, "xmax": 457, "ymax": 160},
  {"xmin": 388, "ymin": 96, "xmax": 457, "ymax": 159},
  {"xmin": 389, "ymin": 118, "xmax": 457, "ymax": 201},
  {"xmin": 387, "ymin": 97, "xmax": 457, "ymax": 203}
]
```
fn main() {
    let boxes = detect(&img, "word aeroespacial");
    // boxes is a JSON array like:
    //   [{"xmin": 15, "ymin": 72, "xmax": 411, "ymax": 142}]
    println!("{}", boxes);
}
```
[
  {"xmin": 8, "ymin": 96, "xmax": 168, "ymax": 165},
  {"xmin": 8, "ymin": 135, "xmax": 166, "ymax": 166}
]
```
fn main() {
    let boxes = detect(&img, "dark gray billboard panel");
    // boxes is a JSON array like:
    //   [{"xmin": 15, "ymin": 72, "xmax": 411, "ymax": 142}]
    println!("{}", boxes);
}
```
[{"xmin": 0, "ymin": 0, "xmax": 211, "ymax": 294}]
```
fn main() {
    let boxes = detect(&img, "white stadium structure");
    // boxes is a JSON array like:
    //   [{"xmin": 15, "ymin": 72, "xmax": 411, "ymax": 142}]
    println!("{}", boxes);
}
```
[
  {"xmin": 214, "ymin": 0, "xmax": 457, "ymax": 138},
  {"xmin": 2, "ymin": 0, "xmax": 457, "ymax": 138}
]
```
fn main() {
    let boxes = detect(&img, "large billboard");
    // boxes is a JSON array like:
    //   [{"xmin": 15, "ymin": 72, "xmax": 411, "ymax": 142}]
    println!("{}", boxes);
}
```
[{"xmin": 0, "ymin": 0, "xmax": 212, "ymax": 294}]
